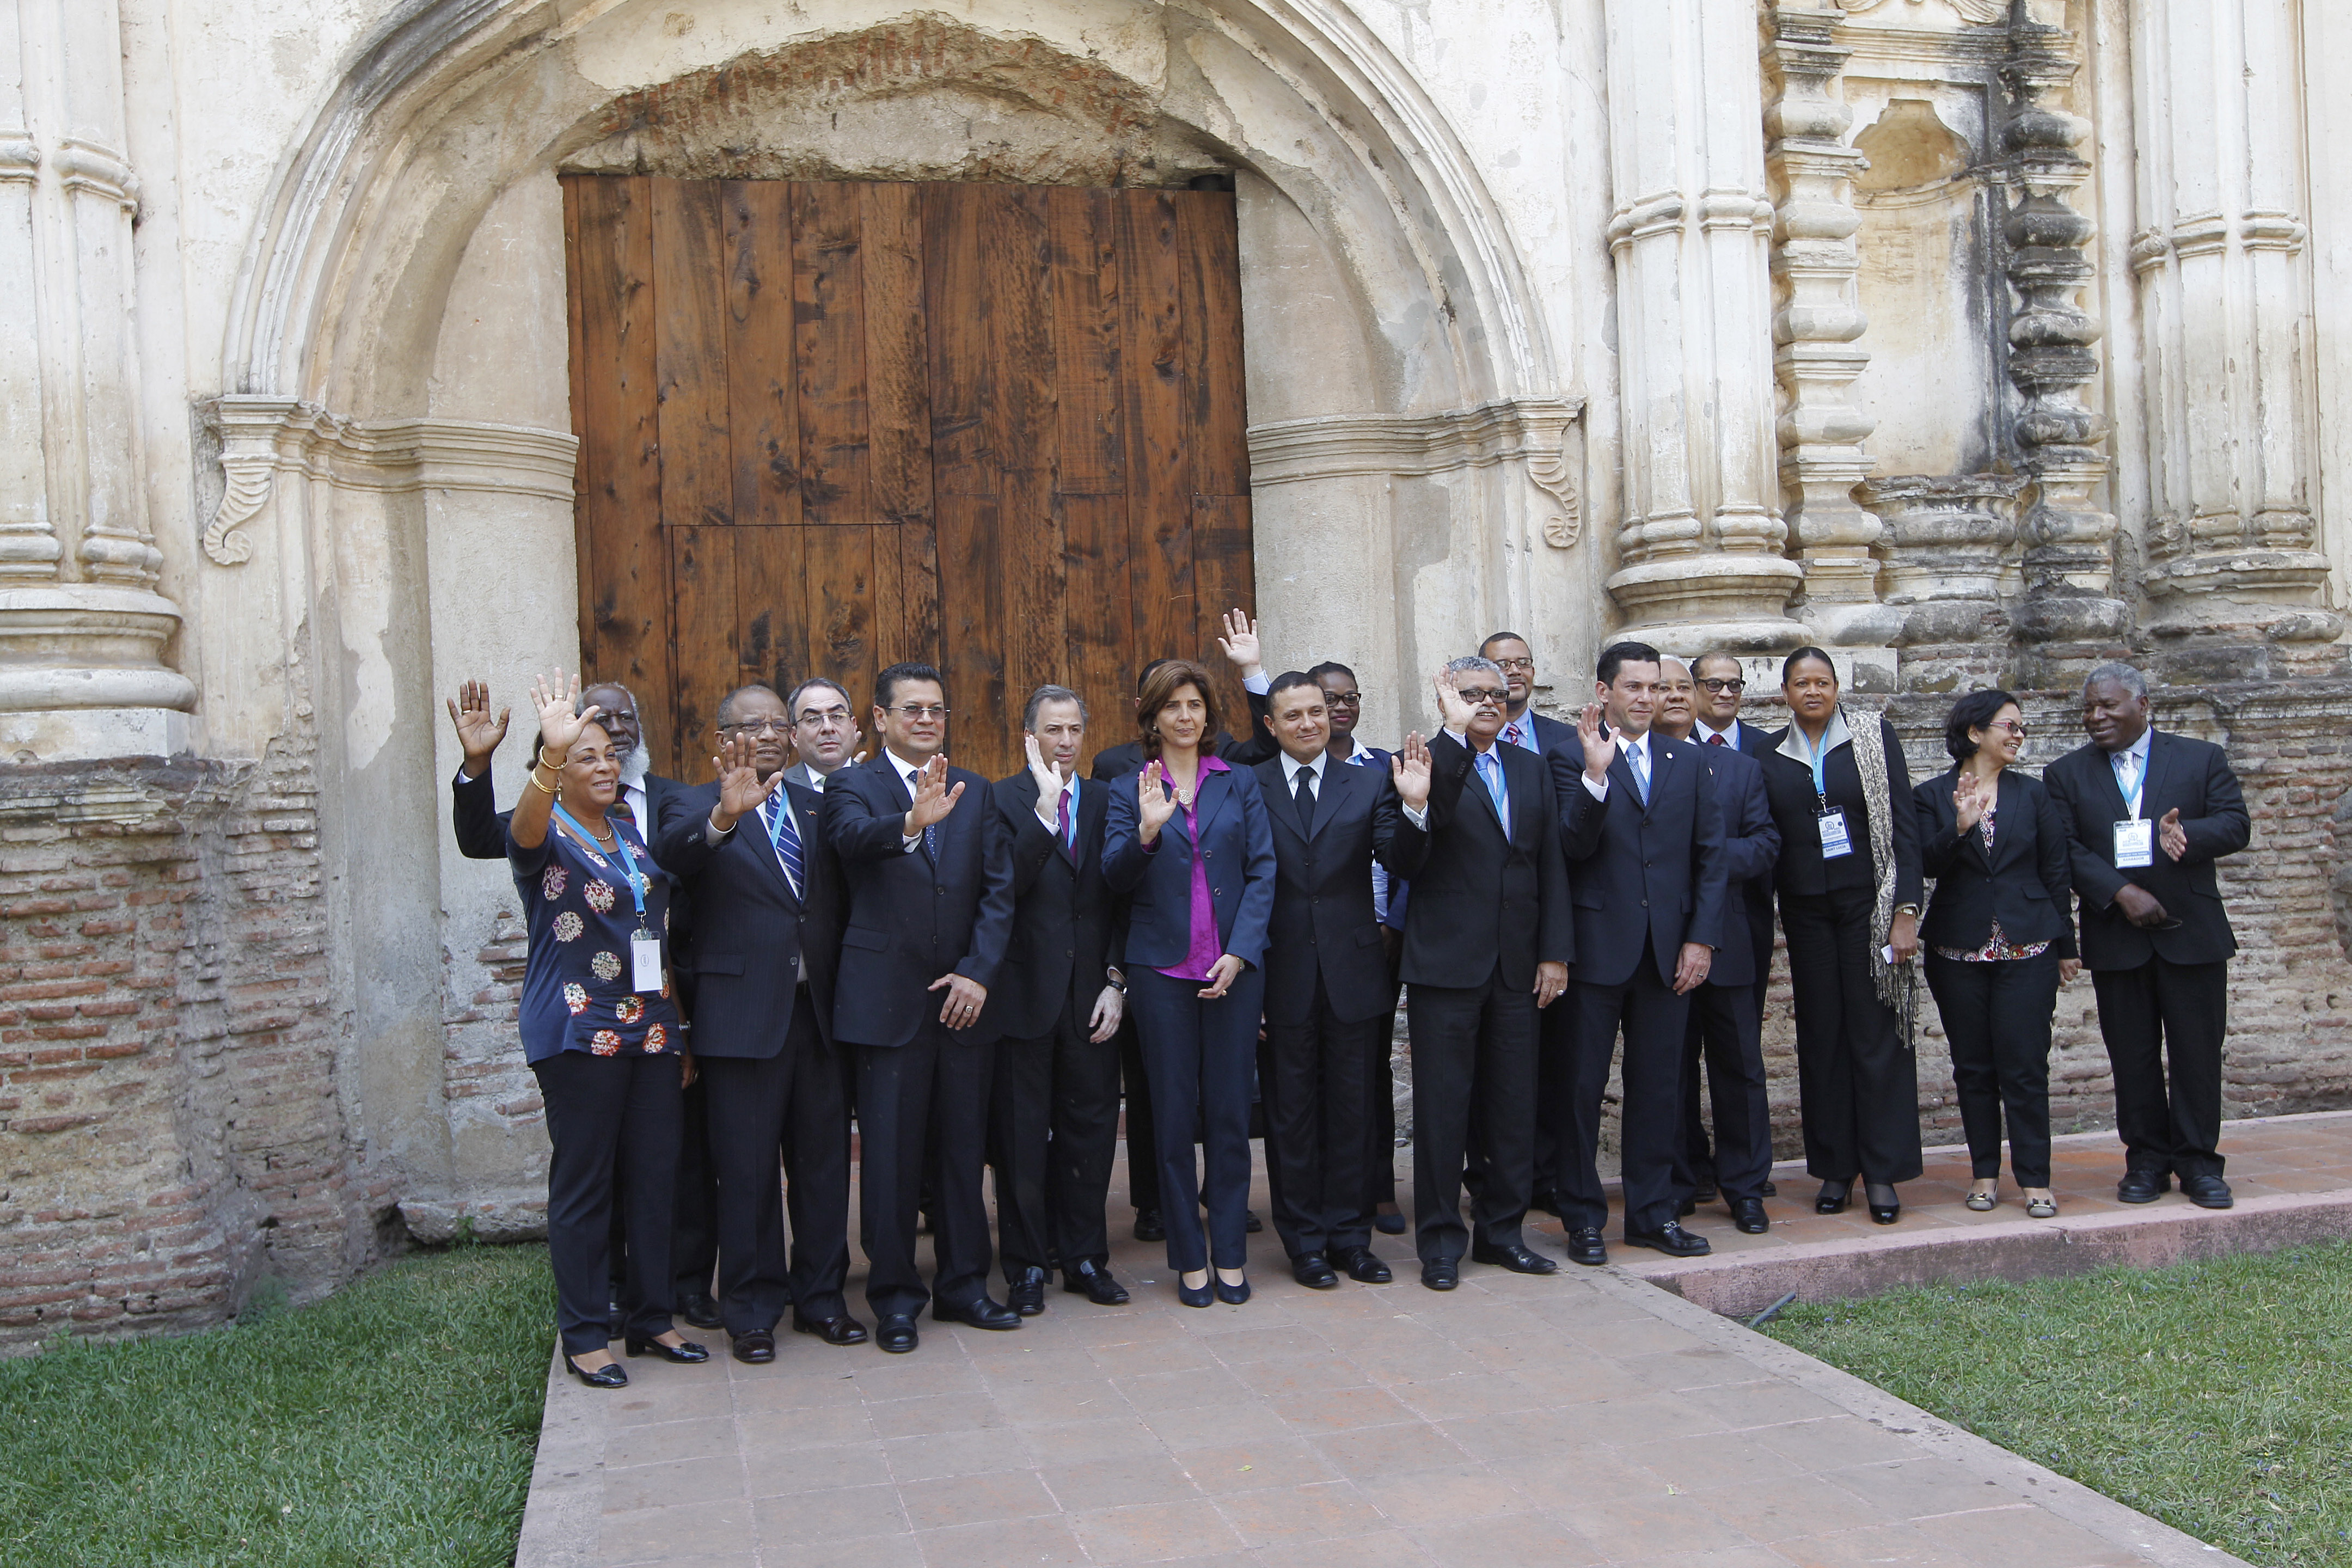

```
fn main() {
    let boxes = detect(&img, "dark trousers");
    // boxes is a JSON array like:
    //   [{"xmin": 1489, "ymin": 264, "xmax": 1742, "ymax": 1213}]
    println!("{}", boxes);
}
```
[
  {"xmin": 1129, "ymin": 965, "xmax": 1265, "ymax": 1273},
  {"xmin": 1364, "ymin": 970, "xmax": 1402, "ymax": 1214},
  {"xmin": 1561, "ymin": 941, "xmax": 1692, "ymax": 1236},
  {"xmin": 1119, "ymin": 1013, "xmax": 1160, "ymax": 1214},
  {"xmin": 1924, "ymin": 950, "xmax": 2059, "ymax": 1186},
  {"xmin": 1532, "ymin": 979, "xmax": 1576, "ymax": 1200},
  {"xmin": 699, "ymin": 997, "xmax": 853, "ymax": 1335},
  {"xmin": 1675, "ymin": 980, "xmax": 1774, "ymax": 1203},
  {"xmin": 990, "ymin": 999, "xmax": 1123, "ymax": 1277},
  {"xmin": 855, "ymin": 1026, "xmax": 997, "ymax": 1320},
  {"xmin": 1260, "ymin": 975, "xmax": 1377, "ymax": 1259},
  {"xmin": 532, "ymin": 1050, "xmax": 683, "ymax": 1356},
  {"xmin": 1780, "ymin": 887, "xmax": 1924, "ymax": 1184},
  {"xmin": 2091, "ymin": 955, "xmax": 2228, "ymax": 1181},
  {"xmin": 671, "ymin": 1076, "xmax": 719, "ymax": 1303},
  {"xmin": 1407, "ymin": 968, "xmax": 1538, "ymax": 1265}
]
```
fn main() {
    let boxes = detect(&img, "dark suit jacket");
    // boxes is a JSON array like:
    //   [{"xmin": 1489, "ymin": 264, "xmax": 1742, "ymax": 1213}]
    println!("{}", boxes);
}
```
[
  {"xmin": 1088, "ymin": 688, "xmax": 1276, "ymax": 782},
  {"xmin": 1913, "ymin": 768, "xmax": 2075, "ymax": 961},
  {"xmin": 1755, "ymin": 715, "xmax": 1923, "ymax": 908},
  {"xmin": 2042, "ymin": 732, "xmax": 2249, "ymax": 969},
  {"xmin": 987, "ymin": 772, "xmax": 1117, "ymax": 1042},
  {"xmin": 654, "ymin": 780, "xmax": 841, "ymax": 1054},
  {"xmin": 1396, "ymin": 731, "xmax": 1572, "ymax": 993},
  {"xmin": 1103, "ymin": 761, "xmax": 1277, "ymax": 970},
  {"xmin": 818, "ymin": 754, "xmax": 1016, "ymax": 1048},
  {"xmin": 1688, "ymin": 740, "xmax": 1779, "ymax": 990},
  {"xmin": 1560, "ymin": 733, "xmax": 1730, "ymax": 988},
  {"xmin": 1251, "ymin": 755, "xmax": 1427, "ymax": 1026}
]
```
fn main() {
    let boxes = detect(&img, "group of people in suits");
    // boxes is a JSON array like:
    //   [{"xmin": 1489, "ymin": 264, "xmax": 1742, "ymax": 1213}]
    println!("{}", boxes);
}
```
[{"xmin": 457, "ymin": 623, "xmax": 2250, "ymax": 1386}]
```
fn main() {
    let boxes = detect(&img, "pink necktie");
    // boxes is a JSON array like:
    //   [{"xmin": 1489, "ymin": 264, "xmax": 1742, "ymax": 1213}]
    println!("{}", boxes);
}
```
[{"xmin": 1709, "ymin": 734, "xmax": 1727, "ymax": 747}]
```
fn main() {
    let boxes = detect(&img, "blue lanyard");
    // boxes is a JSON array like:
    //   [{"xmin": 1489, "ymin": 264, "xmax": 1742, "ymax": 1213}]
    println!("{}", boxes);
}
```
[
  {"xmin": 2114, "ymin": 749, "xmax": 2144, "ymax": 819},
  {"xmin": 1796, "ymin": 720, "xmax": 1833, "ymax": 801},
  {"xmin": 551, "ymin": 803, "xmax": 646, "ymax": 921}
]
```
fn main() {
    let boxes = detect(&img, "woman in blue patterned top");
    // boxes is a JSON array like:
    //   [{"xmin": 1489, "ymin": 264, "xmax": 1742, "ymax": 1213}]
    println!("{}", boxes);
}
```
[{"xmin": 511, "ymin": 671, "xmax": 705, "ymax": 1387}]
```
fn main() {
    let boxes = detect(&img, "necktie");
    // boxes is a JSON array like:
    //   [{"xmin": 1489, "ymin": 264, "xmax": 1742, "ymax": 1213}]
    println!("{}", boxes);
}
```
[
  {"xmin": 1708, "ymin": 733, "xmax": 1727, "ymax": 748},
  {"xmin": 1475, "ymin": 750, "xmax": 1504, "ymax": 812},
  {"xmin": 2116, "ymin": 751, "xmax": 2142, "ymax": 818},
  {"xmin": 909, "ymin": 769, "xmax": 939, "ymax": 859},
  {"xmin": 1056, "ymin": 786, "xmax": 1076, "ymax": 863},
  {"xmin": 1630, "ymin": 743, "xmax": 1650, "ymax": 806},
  {"xmin": 767, "ymin": 797, "xmax": 804, "ymax": 897},
  {"xmin": 1293, "ymin": 764, "xmax": 1316, "ymax": 836},
  {"xmin": 1503, "ymin": 719, "xmax": 1525, "ymax": 750}
]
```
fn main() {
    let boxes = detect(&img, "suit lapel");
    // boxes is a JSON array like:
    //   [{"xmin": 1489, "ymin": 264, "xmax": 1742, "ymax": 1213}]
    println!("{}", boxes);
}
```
[
  {"xmin": 746, "ymin": 794, "xmax": 802, "ymax": 907},
  {"xmin": 1195, "ymin": 767, "xmax": 1234, "ymax": 845},
  {"xmin": 1462, "ymin": 743, "xmax": 1507, "ymax": 835},
  {"xmin": 1306, "ymin": 761, "xmax": 1350, "ymax": 841},
  {"xmin": 2137, "ymin": 731, "xmax": 2169, "ymax": 823}
]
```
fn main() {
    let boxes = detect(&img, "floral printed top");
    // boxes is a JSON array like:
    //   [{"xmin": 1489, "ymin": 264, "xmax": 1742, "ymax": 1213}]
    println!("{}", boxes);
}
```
[
  {"xmin": 507, "ymin": 814, "xmax": 682, "ymax": 1064},
  {"xmin": 1931, "ymin": 807, "xmax": 2053, "ymax": 964}
]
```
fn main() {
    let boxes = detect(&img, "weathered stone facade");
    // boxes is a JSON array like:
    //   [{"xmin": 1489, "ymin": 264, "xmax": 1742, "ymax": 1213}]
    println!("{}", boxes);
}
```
[{"xmin": 1, "ymin": 0, "xmax": 2348, "ymax": 1345}]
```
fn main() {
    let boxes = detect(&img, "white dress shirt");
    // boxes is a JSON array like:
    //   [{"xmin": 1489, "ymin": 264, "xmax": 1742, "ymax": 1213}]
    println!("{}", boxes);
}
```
[
  {"xmin": 2109, "ymin": 727, "xmax": 2154, "ymax": 820},
  {"xmin": 1695, "ymin": 718, "xmax": 1743, "ymax": 750},
  {"xmin": 1280, "ymin": 748, "xmax": 1329, "ymax": 805}
]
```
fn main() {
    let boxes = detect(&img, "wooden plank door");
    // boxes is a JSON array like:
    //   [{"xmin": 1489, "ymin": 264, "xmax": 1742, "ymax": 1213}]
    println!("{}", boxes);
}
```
[{"xmin": 564, "ymin": 175, "xmax": 1253, "ymax": 783}]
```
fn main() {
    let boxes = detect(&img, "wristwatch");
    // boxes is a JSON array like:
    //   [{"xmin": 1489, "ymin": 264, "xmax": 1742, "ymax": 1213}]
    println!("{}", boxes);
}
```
[
  {"xmin": 1892, "ymin": 903, "xmax": 1920, "ymax": 917},
  {"xmin": 1106, "ymin": 967, "xmax": 1128, "ymax": 995}
]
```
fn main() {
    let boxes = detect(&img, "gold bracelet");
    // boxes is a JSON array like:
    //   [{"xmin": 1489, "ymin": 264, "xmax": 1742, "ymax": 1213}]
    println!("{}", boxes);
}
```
[
  {"xmin": 539, "ymin": 748, "xmax": 567, "ymax": 769},
  {"xmin": 527, "ymin": 768, "xmax": 556, "ymax": 795}
]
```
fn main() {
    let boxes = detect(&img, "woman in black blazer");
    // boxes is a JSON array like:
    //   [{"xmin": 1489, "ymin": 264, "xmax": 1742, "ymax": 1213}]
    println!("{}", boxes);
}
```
[
  {"xmin": 1104, "ymin": 659, "xmax": 1277, "ymax": 1307},
  {"xmin": 1914, "ymin": 689, "xmax": 2075, "ymax": 1218},
  {"xmin": 1755, "ymin": 648, "xmax": 1924, "ymax": 1224}
]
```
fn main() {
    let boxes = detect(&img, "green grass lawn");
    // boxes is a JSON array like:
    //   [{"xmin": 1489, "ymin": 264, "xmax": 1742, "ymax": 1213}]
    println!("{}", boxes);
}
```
[
  {"xmin": 1763, "ymin": 1240, "xmax": 2352, "ymax": 1568},
  {"xmin": 0, "ymin": 1244, "xmax": 552, "ymax": 1567}
]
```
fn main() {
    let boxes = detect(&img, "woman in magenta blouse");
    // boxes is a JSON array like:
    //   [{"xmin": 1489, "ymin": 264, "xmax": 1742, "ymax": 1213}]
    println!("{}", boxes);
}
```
[{"xmin": 1104, "ymin": 659, "xmax": 1277, "ymax": 1306}]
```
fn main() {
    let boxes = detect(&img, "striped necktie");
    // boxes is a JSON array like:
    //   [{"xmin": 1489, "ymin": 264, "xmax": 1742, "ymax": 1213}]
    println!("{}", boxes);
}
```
[{"xmin": 765, "ymin": 797, "xmax": 804, "ymax": 897}]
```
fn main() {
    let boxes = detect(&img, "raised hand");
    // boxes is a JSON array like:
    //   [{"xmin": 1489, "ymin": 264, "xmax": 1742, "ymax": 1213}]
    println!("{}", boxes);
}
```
[
  {"xmin": 1576, "ymin": 703, "xmax": 1615, "ymax": 780},
  {"xmin": 1953, "ymin": 771, "xmax": 1989, "ymax": 835},
  {"xmin": 446, "ymin": 679, "xmax": 510, "ymax": 778},
  {"xmin": 903, "ymin": 755, "xmax": 965, "ymax": 837},
  {"xmin": 1136, "ymin": 759, "xmax": 1180, "ymax": 843},
  {"xmin": 1391, "ymin": 731, "xmax": 1433, "ymax": 811},
  {"xmin": 2159, "ymin": 806, "xmax": 2188, "ymax": 862},
  {"xmin": 709, "ymin": 732, "xmax": 781, "ymax": 831},
  {"xmin": 1216, "ymin": 608, "xmax": 1263, "ymax": 676},
  {"xmin": 529, "ymin": 671, "xmax": 598, "ymax": 762},
  {"xmin": 1431, "ymin": 669, "xmax": 1474, "ymax": 732},
  {"xmin": 1025, "ymin": 733, "xmax": 1064, "ymax": 827}
]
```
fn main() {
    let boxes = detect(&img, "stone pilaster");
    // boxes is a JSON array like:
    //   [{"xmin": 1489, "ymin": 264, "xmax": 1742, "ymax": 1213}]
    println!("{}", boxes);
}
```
[
  {"xmin": 1764, "ymin": 4, "xmax": 1890, "ymax": 648},
  {"xmin": 1859, "ymin": 473, "xmax": 2024, "ymax": 693},
  {"xmin": 1998, "ymin": 17, "xmax": 2128, "ymax": 685},
  {"xmin": 2126, "ymin": 0, "xmax": 2344, "ymax": 678},
  {"xmin": 0, "ymin": 0, "xmax": 195, "ymax": 759},
  {"xmin": 1601, "ymin": 0, "xmax": 1807, "ymax": 656}
]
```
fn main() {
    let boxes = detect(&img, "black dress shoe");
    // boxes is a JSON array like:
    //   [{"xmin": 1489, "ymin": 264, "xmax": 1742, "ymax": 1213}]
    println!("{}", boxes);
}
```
[
  {"xmin": 1623, "ymin": 1221, "xmax": 1711, "ymax": 1258},
  {"xmin": 564, "ymin": 1353, "xmax": 629, "ymax": 1388},
  {"xmin": 1815, "ymin": 1179, "xmax": 1852, "ymax": 1215},
  {"xmin": 1420, "ymin": 1259, "xmax": 1459, "ymax": 1291},
  {"xmin": 1332, "ymin": 1246, "xmax": 1392, "ymax": 1284},
  {"xmin": 791, "ymin": 1312, "xmax": 868, "ymax": 1346},
  {"xmin": 1529, "ymin": 1190, "xmax": 1564, "ymax": 1219},
  {"xmin": 1291, "ymin": 1253, "xmax": 1340, "ymax": 1290},
  {"xmin": 934, "ymin": 1296, "xmax": 1022, "ymax": 1331},
  {"xmin": 1730, "ymin": 1197, "xmax": 1769, "ymax": 1235},
  {"xmin": 678, "ymin": 1292, "xmax": 724, "ymax": 1331},
  {"xmin": 730, "ymin": 1330, "xmax": 775, "ymax": 1365},
  {"xmin": 624, "ymin": 1333, "xmax": 710, "ymax": 1364},
  {"xmin": 1374, "ymin": 1208, "xmax": 1408, "ymax": 1235},
  {"xmin": 875, "ymin": 1314, "xmax": 919, "ymax": 1353},
  {"xmin": 1062, "ymin": 1259, "xmax": 1130, "ymax": 1305},
  {"xmin": 1132, "ymin": 1208, "xmax": 1166, "ymax": 1242},
  {"xmin": 1563, "ymin": 1227, "xmax": 1607, "ymax": 1266},
  {"xmin": 2180, "ymin": 1173, "xmax": 2234, "ymax": 1209},
  {"xmin": 2117, "ymin": 1170, "xmax": 2170, "ymax": 1204},
  {"xmin": 1177, "ymin": 1276, "xmax": 1214, "ymax": 1308},
  {"xmin": 1676, "ymin": 1197, "xmax": 1698, "ymax": 1218},
  {"xmin": 1245, "ymin": 1210, "xmax": 1264, "ymax": 1233},
  {"xmin": 1761, "ymin": 1179, "xmax": 1778, "ymax": 1197},
  {"xmin": 1865, "ymin": 1183, "xmax": 1900, "ymax": 1225},
  {"xmin": 1214, "ymin": 1273, "xmax": 1252, "ymax": 1305},
  {"xmin": 1006, "ymin": 1267, "xmax": 1048, "ymax": 1316},
  {"xmin": 1469, "ymin": 1242, "xmax": 1558, "ymax": 1275},
  {"xmin": 1690, "ymin": 1181, "xmax": 1718, "ymax": 1204}
]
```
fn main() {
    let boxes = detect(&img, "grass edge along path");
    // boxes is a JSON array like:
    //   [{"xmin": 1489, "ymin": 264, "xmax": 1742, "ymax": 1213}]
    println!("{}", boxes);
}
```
[
  {"xmin": 1762, "ymin": 1240, "xmax": 2352, "ymax": 1568},
  {"xmin": 0, "ymin": 1243, "xmax": 550, "ymax": 1567}
]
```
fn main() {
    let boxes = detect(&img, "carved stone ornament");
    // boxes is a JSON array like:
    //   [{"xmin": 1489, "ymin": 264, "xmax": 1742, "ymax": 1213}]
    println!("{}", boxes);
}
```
[
  {"xmin": 1527, "ymin": 434, "xmax": 1582, "ymax": 548},
  {"xmin": 200, "ymin": 399, "xmax": 304, "ymax": 566},
  {"xmin": 1842, "ymin": 0, "xmax": 2007, "ymax": 23}
]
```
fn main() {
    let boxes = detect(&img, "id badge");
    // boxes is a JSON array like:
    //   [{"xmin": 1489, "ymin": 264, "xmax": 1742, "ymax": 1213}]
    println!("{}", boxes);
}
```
[
  {"xmin": 631, "ymin": 933, "xmax": 665, "ymax": 992},
  {"xmin": 2113, "ymin": 819, "xmax": 2154, "ymax": 869},
  {"xmin": 1817, "ymin": 808, "xmax": 1853, "ymax": 859}
]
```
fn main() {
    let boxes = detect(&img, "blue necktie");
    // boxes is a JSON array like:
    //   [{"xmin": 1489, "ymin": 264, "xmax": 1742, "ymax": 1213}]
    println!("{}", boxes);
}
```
[
  {"xmin": 1630, "ymin": 743, "xmax": 1650, "ymax": 806},
  {"xmin": 766, "ymin": 798, "xmax": 804, "ymax": 897},
  {"xmin": 1475, "ymin": 750, "xmax": 1505, "ymax": 816}
]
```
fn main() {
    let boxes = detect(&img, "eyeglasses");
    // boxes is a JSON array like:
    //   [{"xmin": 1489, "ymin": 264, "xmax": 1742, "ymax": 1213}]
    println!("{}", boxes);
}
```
[
  {"xmin": 1698, "ymin": 677, "xmax": 1745, "ymax": 694},
  {"xmin": 1322, "ymin": 691, "xmax": 1362, "ymax": 706},
  {"xmin": 1987, "ymin": 720, "xmax": 2028, "ymax": 736},
  {"xmin": 717, "ymin": 717, "xmax": 790, "ymax": 736},
  {"xmin": 1455, "ymin": 687, "xmax": 1508, "ymax": 706},
  {"xmin": 886, "ymin": 704, "xmax": 951, "ymax": 720},
  {"xmin": 1492, "ymin": 657, "xmax": 1535, "ymax": 672},
  {"xmin": 794, "ymin": 708, "xmax": 853, "ymax": 727}
]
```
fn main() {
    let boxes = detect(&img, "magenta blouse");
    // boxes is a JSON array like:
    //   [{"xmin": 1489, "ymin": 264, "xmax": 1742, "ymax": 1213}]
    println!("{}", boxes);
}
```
[{"xmin": 1147, "ymin": 755, "xmax": 1231, "ymax": 983}]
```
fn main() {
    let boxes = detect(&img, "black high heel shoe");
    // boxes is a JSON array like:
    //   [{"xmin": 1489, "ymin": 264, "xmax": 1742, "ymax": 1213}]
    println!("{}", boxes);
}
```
[
  {"xmin": 1865, "ymin": 1183, "xmax": 1900, "ymax": 1225},
  {"xmin": 1815, "ymin": 1178, "xmax": 1852, "ymax": 1215},
  {"xmin": 624, "ymin": 1333, "xmax": 710, "ymax": 1364},
  {"xmin": 1176, "ymin": 1273, "xmax": 1214, "ymax": 1308},
  {"xmin": 565, "ymin": 1353, "xmax": 628, "ymax": 1388},
  {"xmin": 1214, "ymin": 1271, "xmax": 1251, "ymax": 1306}
]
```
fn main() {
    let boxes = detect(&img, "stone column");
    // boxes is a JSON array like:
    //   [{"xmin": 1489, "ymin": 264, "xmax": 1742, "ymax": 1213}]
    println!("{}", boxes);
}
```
[
  {"xmin": 2127, "ymin": 0, "xmax": 2344, "ymax": 676},
  {"xmin": 1859, "ymin": 473, "xmax": 2025, "ymax": 692},
  {"xmin": 1601, "ymin": 0, "xmax": 1807, "ymax": 654},
  {"xmin": 0, "ymin": 0, "xmax": 194, "ymax": 759}
]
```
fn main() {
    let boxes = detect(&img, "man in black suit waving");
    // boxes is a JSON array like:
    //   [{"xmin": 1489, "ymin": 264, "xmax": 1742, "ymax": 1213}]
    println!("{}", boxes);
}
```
[
  {"xmin": 987, "ymin": 686, "xmax": 1131, "ymax": 1313},
  {"xmin": 1399, "ymin": 657, "xmax": 1573, "ymax": 1290},
  {"xmin": 2043, "ymin": 663, "xmax": 2251, "ymax": 1209},
  {"xmin": 822, "ymin": 661, "xmax": 1019, "ymax": 1351},
  {"xmin": 1251, "ymin": 672, "xmax": 1429, "ymax": 1289},
  {"xmin": 1558, "ymin": 642, "xmax": 1729, "ymax": 1264},
  {"xmin": 655, "ymin": 685, "xmax": 859, "ymax": 1363}
]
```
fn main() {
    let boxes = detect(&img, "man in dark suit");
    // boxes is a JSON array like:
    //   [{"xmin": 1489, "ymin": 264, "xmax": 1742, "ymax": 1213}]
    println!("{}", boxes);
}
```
[
  {"xmin": 654, "ymin": 685, "xmax": 859, "ymax": 1363},
  {"xmin": 1251, "ymin": 672, "xmax": 1428, "ymax": 1289},
  {"xmin": 987, "ymin": 685, "xmax": 1131, "ymax": 1313},
  {"xmin": 1653, "ymin": 657, "xmax": 1779, "ymax": 1234},
  {"xmin": 821, "ymin": 662, "xmax": 1019, "ymax": 1351},
  {"xmin": 1399, "ymin": 657, "xmax": 1573, "ymax": 1290},
  {"xmin": 1558, "ymin": 642, "xmax": 1728, "ymax": 1264},
  {"xmin": 2043, "ymin": 662, "xmax": 2251, "ymax": 1209},
  {"xmin": 782, "ymin": 677, "xmax": 862, "ymax": 793}
]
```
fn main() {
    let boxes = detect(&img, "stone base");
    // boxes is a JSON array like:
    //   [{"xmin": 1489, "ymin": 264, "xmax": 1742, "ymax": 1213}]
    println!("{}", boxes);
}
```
[{"xmin": 0, "ymin": 706, "xmax": 193, "ymax": 763}]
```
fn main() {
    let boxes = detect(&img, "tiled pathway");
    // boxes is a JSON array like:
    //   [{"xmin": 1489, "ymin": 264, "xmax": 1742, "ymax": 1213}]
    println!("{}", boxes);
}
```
[{"xmin": 509, "ymin": 1118, "xmax": 2333, "ymax": 1566}]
